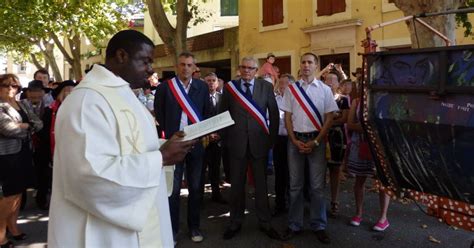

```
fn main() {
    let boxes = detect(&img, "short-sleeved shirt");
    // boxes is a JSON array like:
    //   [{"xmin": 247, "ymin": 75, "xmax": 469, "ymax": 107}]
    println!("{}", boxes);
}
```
[
  {"xmin": 281, "ymin": 78, "xmax": 338, "ymax": 132},
  {"xmin": 258, "ymin": 62, "xmax": 278, "ymax": 80}
]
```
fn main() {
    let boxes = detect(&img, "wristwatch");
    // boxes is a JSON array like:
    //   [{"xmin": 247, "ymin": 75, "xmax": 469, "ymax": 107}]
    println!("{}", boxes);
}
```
[{"xmin": 313, "ymin": 139, "xmax": 320, "ymax": 146}]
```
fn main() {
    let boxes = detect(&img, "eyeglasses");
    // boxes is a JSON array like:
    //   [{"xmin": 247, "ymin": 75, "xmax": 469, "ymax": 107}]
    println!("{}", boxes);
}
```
[
  {"xmin": 0, "ymin": 84, "xmax": 20, "ymax": 89},
  {"xmin": 239, "ymin": 65, "xmax": 257, "ymax": 71}
]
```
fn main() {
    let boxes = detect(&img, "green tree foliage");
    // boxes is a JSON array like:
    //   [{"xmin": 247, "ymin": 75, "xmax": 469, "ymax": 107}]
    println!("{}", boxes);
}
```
[
  {"xmin": 455, "ymin": 0, "xmax": 474, "ymax": 37},
  {"xmin": 0, "ymin": 1, "xmax": 133, "ymax": 80}
]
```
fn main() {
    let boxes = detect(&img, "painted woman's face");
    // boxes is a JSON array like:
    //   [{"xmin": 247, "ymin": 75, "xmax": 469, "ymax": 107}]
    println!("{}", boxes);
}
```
[{"xmin": 388, "ymin": 55, "xmax": 434, "ymax": 86}]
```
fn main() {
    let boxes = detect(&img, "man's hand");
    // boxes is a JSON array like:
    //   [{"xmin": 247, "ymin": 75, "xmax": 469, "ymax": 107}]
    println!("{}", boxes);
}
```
[
  {"xmin": 304, "ymin": 139, "xmax": 316, "ymax": 150},
  {"xmin": 292, "ymin": 138, "xmax": 311, "ymax": 154},
  {"xmin": 324, "ymin": 63, "xmax": 334, "ymax": 72},
  {"xmin": 19, "ymin": 123, "xmax": 29, "ymax": 129},
  {"xmin": 334, "ymin": 63, "xmax": 347, "ymax": 79},
  {"xmin": 160, "ymin": 131, "xmax": 197, "ymax": 166}
]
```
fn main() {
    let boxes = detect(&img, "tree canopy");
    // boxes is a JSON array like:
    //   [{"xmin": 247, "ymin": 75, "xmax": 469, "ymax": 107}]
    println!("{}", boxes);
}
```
[{"xmin": 0, "ymin": 1, "xmax": 134, "ymax": 80}]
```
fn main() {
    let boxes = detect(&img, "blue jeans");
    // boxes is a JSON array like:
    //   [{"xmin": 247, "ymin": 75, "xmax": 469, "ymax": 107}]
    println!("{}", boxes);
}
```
[
  {"xmin": 287, "ymin": 137, "xmax": 327, "ymax": 231},
  {"xmin": 168, "ymin": 151, "xmax": 203, "ymax": 237}
]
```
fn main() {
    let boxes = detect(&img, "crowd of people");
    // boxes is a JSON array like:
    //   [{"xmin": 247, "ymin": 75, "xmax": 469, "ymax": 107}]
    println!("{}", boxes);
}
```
[
  {"xmin": 0, "ymin": 30, "xmax": 391, "ymax": 248},
  {"xmin": 0, "ymin": 71, "xmax": 77, "ymax": 248}
]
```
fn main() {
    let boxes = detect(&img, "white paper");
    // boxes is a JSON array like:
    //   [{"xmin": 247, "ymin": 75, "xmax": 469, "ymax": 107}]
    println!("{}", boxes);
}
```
[{"xmin": 182, "ymin": 111, "xmax": 235, "ymax": 141}]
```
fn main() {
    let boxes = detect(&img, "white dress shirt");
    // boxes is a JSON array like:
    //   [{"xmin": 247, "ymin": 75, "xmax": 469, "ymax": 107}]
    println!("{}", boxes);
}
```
[
  {"xmin": 275, "ymin": 94, "xmax": 288, "ymax": 136},
  {"xmin": 281, "ymin": 78, "xmax": 338, "ymax": 133},
  {"xmin": 240, "ymin": 78, "xmax": 255, "ymax": 94},
  {"xmin": 210, "ymin": 92, "xmax": 217, "ymax": 107},
  {"xmin": 179, "ymin": 78, "xmax": 193, "ymax": 130}
]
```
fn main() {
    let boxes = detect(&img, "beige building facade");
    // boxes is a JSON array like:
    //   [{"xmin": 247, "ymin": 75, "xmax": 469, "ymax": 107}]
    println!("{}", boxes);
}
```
[{"xmin": 239, "ymin": 0, "xmax": 474, "ymax": 79}]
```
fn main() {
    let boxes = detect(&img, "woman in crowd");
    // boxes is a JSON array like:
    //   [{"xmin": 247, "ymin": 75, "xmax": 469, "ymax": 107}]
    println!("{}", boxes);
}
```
[
  {"xmin": 324, "ymin": 75, "xmax": 350, "ymax": 217},
  {"xmin": 347, "ymin": 97, "xmax": 390, "ymax": 231},
  {"xmin": 35, "ymin": 80, "xmax": 76, "ymax": 210},
  {"xmin": 0, "ymin": 74, "xmax": 43, "ymax": 248},
  {"xmin": 42, "ymin": 80, "xmax": 76, "ymax": 160}
]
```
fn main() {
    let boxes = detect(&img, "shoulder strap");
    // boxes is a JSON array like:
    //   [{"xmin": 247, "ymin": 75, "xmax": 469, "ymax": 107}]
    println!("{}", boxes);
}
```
[
  {"xmin": 225, "ymin": 80, "xmax": 269, "ymax": 134},
  {"xmin": 167, "ymin": 77, "xmax": 202, "ymax": 123}
]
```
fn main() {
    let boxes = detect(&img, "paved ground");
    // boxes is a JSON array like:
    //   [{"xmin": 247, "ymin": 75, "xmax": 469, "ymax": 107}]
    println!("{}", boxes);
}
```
[{"xmin": 12, "ymin": 175, "xmax": 474, "ymax": 248}]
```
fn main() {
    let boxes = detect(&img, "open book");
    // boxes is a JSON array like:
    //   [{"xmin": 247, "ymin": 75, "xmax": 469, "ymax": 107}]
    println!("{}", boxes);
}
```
[{"xmin": 182, "ymin": 111, "xmax": 235, "ymax": 141}]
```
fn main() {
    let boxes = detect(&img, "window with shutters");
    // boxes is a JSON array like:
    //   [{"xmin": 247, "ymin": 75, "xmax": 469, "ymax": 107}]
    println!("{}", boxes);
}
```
[
  {"xmin": 262, "ymin": 0, "xmax": 284, "ymax": 27},
  {"xmin": 221, "ymin": 0, "xmax": 238, "ymax": 16},
  {"xmin": 317, "ymin": 0, "xmax": 346, "ymax": 16}
]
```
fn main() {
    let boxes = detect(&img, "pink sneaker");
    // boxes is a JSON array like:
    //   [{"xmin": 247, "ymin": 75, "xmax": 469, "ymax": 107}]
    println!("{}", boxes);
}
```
[
  {"xmin": 350, "ymin": 216, "xmax": 362, "ymax": 226},
  {"xmin": 373, "ymin": 219, "xmax": 390, "ymax": 231}
]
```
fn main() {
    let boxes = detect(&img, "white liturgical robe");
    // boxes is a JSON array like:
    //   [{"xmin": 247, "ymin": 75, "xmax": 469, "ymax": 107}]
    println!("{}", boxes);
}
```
[{"xmin": 48, "ymin": 65, "xmax": 173, "ymax": 248}]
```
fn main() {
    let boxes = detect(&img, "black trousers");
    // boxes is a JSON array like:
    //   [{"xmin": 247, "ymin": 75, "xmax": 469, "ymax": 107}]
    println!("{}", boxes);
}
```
[
  {"xmin": 33, "ymin": 151, "xmax": 52, "ymax": 205},
  {"xmin": 221, "ymin": 146, "xmax": 231, "ymax": 182},
  {"xmin": 228, "ymin": 147, "xmax": 271, "ymax": 229},
  {"xmin": 273, "ymin": 135, "xmax": 289, "ymax": 209},
  {"xmin": 203, "ymin": 142, "xmax": 222, "ymax": 196}
]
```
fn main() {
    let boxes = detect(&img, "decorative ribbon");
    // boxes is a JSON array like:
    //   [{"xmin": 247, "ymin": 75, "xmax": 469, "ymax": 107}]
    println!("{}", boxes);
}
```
[
  {"xmin": 168, "ymin": 77, "xmax": 202, "ymax": 124},
  {"xmin": 225, "ymin": 81, "xmax": 269, "ymax": 134},
  {"xmin": 288, "ymin": 82, "xmax": 323, "ymax": 131}
]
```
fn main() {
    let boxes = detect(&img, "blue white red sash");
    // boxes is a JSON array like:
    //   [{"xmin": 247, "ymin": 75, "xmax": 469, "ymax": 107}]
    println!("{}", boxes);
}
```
[
  {"xmin": 168, "ymin": 77, "xmax": 202, "ymax": 124},
  {"xmin": 288, "ymin": 82, "xmax": 323, "ymax": 131},
  {"xmin": 225, "ymin": 81, "xmax": 269, "ymax": 134}
]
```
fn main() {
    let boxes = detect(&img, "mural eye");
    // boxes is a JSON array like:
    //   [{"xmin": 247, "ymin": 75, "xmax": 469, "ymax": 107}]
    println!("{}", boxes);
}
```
[
  {"xmin": 393, "ymin": 61, "xmax": 409, "ymax": 71},
  {"xmin": 415, "ymin": 59, "xmax": 429, "ymax": 71}
]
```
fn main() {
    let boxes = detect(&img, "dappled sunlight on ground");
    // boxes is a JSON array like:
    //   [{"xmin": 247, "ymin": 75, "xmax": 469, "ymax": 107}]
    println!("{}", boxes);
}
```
[
  {"xmin": 207, "ymin": 209, "xmax": 251, "ymax": 220},
  {"xmin": 17, "ymin": 213, "xmax": 49, "ymax": 224}
]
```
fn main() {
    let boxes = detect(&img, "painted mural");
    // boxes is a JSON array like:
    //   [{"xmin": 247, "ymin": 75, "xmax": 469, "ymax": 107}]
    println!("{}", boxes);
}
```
[
  {"xmin": 370, "ymin": 53, "xmax": 439, "ymax": 87},
  {"xmin": 366, "ymin": 46, "xmax": 474, "ymax": 204}
]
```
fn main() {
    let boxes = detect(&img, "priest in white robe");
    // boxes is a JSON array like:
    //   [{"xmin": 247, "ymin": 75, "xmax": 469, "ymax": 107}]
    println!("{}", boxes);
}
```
[{"xmin": 48, "ymin": 30, "xmax": 196, "ymax": 248}]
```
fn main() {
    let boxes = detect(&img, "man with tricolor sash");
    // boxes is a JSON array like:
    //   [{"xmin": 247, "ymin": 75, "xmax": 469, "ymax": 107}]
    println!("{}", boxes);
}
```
[
  {"xmin": 154, "ymin": 52, "xmax": 212, "ymax": 243},
  {"xmin": 281, "ymin": 52, "xmax": 339, "ymax": 244},
  {"xmin": 219, "ymin": 56, "xmax": 281, "ymax": 240}
]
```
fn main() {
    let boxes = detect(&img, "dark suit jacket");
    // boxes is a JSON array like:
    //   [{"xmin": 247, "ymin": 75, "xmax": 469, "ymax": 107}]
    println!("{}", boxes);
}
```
[
  {"xmin": 155, "ymin": 77, "xmax": 212, "ymax": 141},
  {"xmin": 219, "ymin": 78, "xmax": 278, "ymax": 159},
  {"xmin": 209, "ymin": 92, "xmax": 222, "ymax": 116}
]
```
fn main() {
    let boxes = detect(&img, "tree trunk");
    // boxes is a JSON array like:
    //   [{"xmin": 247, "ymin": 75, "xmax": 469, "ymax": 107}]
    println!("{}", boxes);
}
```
[
  {"xmin": 50, "ymin": 32, "xmax": 82, "ymax": 80},
  {"xmin": 68, "ymin": 34, "xmax": 82, "ymax": 80},
  {"xmin": 146, "ymin": 0, "xmax": 191, "ymax": 64},
  {"xmin": 41, "ymin": 41, "xmax": 62, "ymax": 82},
  {"xmin": 175, "ymin": 0, "xmax": 191, "ymax": 60},
  {"xmin": 389, "ymin": 0, "xmax": 465, "ymax": 48},
  {"xmin": 30, "ymin": 53, "xmax": 44, "ymax": 70}
]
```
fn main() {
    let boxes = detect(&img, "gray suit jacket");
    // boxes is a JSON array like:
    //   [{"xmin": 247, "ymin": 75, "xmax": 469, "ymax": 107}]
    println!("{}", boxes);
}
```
[
  {"xmin": 219, "ymin": 78, "xmax": 278, "ymax": 159},
  {"xmin": 0, "ymin": 100, "xmax": 43, "ymax": 155}
]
